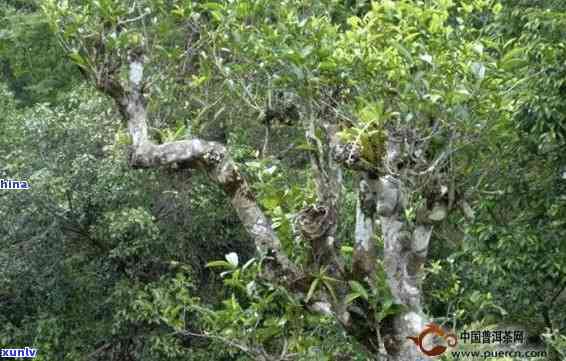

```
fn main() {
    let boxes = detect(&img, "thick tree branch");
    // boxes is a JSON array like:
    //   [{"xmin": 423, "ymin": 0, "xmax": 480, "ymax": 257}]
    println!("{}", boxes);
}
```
[
  {"xmin": 377, "ymin": 135, "xmax": 434, "ymax": 361},
  {"xmin": 299, "ymin": 105, "xmax": 343, "ymax": 272},
  {"xmin": 96, "ymin": 51, "xmax": 300, "ymax": 283},
  {"xmin": 353, "ymin": 173, "xmax": 378, "ymax": 280}
]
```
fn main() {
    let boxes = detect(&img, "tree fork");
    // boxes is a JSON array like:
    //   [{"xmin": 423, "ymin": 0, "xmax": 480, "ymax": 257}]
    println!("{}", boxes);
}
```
[
  {"xmin": 97, "ymin": 51, "xmax": 301, "ymax": 284},
  {"xmin": 92, "ymin": 47, "xmax": 432, "ymax": 360}
]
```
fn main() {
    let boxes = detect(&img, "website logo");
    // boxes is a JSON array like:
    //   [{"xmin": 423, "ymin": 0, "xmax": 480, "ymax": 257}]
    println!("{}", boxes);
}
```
[{"xmin": 408, "ymin": 323, "xmax": 458, "ymax": 356}]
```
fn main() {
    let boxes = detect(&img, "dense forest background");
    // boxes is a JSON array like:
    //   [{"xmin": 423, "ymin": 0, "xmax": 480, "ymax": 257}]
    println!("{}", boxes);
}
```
[{"xmin": 1, "ymin": 0, "xmax": 565, "ymax": 360}]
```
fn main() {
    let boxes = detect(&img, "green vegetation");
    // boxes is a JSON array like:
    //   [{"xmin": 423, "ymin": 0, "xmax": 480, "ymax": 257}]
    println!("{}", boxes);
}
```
[{"xmin": 1, "ymin": 0, "xmax": 564, "ymax": 360}]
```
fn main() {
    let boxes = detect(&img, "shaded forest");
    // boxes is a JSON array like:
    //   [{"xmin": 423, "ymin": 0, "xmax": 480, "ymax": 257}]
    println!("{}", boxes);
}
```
[{"xmin": 1, "ymin": 0, "xmax": 565, "ymax": 360}]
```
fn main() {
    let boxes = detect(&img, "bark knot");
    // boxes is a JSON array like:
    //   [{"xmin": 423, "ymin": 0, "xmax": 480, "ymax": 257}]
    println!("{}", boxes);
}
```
[{"xmin": 296, "ymin": 204, "xmax": 333, "ymax": 242}]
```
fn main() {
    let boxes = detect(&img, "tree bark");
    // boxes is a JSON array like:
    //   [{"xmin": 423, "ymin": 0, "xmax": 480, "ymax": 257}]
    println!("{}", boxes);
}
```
[
  {"xmin": 377, "ymin": 138, "xmax": 433, "ymax": 361},
  {"xmin": 101, "ymin": 52, "xmax": 301, "ymax": 284},
  {"xmin": 300, "ymin": 106, "xmax": 343, "ymax": 270},
  {"xmin": 353, "ymin": 172, "xmax": 378, "ymax": 280},
  {"xmin": 94, "ymin": 49, "xmax": 438, "ymax": 360}
]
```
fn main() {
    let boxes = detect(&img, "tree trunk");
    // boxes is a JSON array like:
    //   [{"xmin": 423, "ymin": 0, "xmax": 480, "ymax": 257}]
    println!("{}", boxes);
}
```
[
  {"xmin": 92, "ymin": 49, "xmax": 439, "ymax": 360},
  {"xmin": 353, "ymin": 173, "xmax": 377, "ymax": 279},
  {"xmin": 377, "ymin": 139, "xmax": 433, "ymax": 361}
]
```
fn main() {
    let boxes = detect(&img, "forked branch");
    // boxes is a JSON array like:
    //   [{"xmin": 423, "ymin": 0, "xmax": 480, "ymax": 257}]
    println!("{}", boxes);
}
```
[{"xmin": 97, "ymin": 50, "xmax": 300, "ymax": 283}]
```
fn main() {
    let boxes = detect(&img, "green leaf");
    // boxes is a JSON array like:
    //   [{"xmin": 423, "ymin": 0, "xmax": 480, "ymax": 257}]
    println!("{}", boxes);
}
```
[
  {"xmin": 242, "ymin": 258, "xmax": 256, "ymax": 271},
  {"xmin": 345, "ymin": 292, "xmax": 361, "ymax": 304},
  {"xmin": 500, "ymin": 47, "xmax": 528, "ymax": 71},
  {"xmin": 203, "ymin": 2, "xmax": 223, "ymax": 11},
  {"xmin": 173, "ymin": 125, "xmax": 186, "ymax": 140},
  {"xmin": 322, "ymin": 279, "xmax": 338, "ymax": 303},
  {"xmin": 263, "ymin": 196, "xmax": 280, "ymax": 210},
  {"xmin": 341, "ymin": 245, "xmax": 353, "ymax": 254},
  {"xmin": 319, "ymin": 60, "xmax": 337, "ymax": 72},
  {"xmin": 68, "ymin": 51, "xmax": 88, "ymax": 69},
  {"xmin": 349, "ymin": 281, "xmax": 369, "ymax": 300},
  {"xmin": 377, "ymin": 298, "xmax": 407, "ymax": 321},
  {"xmin": 306, "ymin": 278, "xmax": 319, "ymax": 302},
  {"xmin": 206, "ymin": 260, "xmax": 233, "ymax": 269},
  {"xmin": 392, "ymin": 43, "xmax": 413, "ymax": 63},
  {"xmin": 211, "ymin": 10, "xmax": 223, "ymax": 22}
]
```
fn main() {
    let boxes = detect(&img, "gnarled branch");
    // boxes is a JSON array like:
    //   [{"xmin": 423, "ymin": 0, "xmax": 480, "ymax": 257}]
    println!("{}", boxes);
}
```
[{"xmin": 96, "ymin": 50, "xmax": 300, "ymax": 283}]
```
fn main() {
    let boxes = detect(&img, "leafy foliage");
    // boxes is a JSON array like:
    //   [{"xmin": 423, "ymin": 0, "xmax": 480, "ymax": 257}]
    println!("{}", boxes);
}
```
[{"xmin": 1, "ymin": 0, "xmax": 566, "ymax": 360}]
